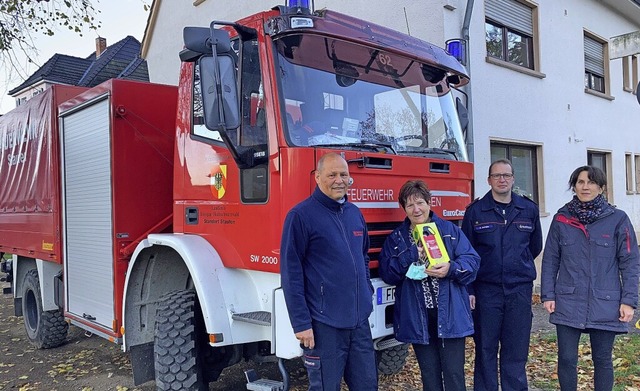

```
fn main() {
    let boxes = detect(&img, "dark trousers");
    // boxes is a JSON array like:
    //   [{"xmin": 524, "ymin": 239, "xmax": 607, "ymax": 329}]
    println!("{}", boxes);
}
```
[
  {"xmin": 556, "ymin": 324, "xmax": 616, "ymax": 391},
  {"xmin": 413, "ymin": 308, "xmax": 466, "ymax": 391},
  {"xmin": 473, "ymin": 283, "xmax": 533, "ymax": 391},
  {"xmin": 302, "ymin": 318, "xmax": 377, "ymax": 391}
]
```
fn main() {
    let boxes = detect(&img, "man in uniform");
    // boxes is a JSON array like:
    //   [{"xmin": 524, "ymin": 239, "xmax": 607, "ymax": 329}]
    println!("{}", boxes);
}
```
[{"xmin": 462, "ymin": 159, "xmax": 542, "ymax": 391}]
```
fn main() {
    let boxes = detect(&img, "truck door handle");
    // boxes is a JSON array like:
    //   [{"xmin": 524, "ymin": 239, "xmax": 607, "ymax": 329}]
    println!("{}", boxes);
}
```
[
  {"xmin": 186, "ymin": 207, "xmax": 199, "ymax": 225},
  {"xmin": 82, "ymin": 313, "xmax": 96, "ymax": 321}
]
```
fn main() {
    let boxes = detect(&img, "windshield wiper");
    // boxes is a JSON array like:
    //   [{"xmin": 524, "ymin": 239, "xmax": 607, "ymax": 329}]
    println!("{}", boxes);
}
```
[
  {"xmin": 398, "ymin": 148, "xmax": 458, "ymax": 160},
  {"xmin": 312, "ymin": 142, "xmax": 396, "ymax": 154}
]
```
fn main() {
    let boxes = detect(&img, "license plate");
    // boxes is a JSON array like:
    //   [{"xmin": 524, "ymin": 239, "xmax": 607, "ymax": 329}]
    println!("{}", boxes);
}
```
[{"xmin": 376, "ymin": 286, "xmax": 395, "ymax": 305}]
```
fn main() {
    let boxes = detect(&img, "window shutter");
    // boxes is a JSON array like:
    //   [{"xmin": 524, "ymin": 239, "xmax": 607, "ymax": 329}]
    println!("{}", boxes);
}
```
[
  {"xmin": 584, "ymin": 35, "xmax": 605, "ymax": 76},
  {"xmin": 485, "ymin": 0, "xmax": 534, "ymax": 36}
]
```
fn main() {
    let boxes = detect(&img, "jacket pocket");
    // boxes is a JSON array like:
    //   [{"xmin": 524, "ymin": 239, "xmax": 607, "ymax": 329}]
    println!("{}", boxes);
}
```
[
  {"xmin": 590, "ymin": 288, "xmax": 621, "ymax": 323},
  {"xmin": 303, "ymin": 354, "xmax": 323, "ymax": 390},
  {"xmin": 594, "ymin": 239, "xmax": 616, "ymax": 258},
  {"xmin": 553, "ymin": 284, "xmax": 577, "ymax": 320}
]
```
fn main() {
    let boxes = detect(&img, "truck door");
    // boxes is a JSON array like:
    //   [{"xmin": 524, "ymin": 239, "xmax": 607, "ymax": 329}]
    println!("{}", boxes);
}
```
[{"xmin": 60, "ymin": 97, "xmax": 115, "ymax": 329}]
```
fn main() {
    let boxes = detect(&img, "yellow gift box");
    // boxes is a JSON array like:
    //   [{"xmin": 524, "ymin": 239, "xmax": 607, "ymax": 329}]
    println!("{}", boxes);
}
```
[{"xmin": 412, "ymin": 223, "xmax": 450, "ymax": 268}]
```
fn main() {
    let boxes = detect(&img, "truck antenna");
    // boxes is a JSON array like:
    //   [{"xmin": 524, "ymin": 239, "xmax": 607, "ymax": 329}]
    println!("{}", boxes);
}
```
[{"xmin": 404, "ymin": 7, "xmax": 411, "ymax": 36}]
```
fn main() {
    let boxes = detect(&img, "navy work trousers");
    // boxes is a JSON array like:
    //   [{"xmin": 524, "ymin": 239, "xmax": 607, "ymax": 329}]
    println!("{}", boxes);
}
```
[
  {"xmin": 556, "ymin": 324, "xmax": 616, "ymax": 391},
  {"xmin": 413, "ymin": 307, "xmax": 467, "ymax": 391},
  {"xmin": 301, "ymin": 318, "xmax": 378, "ymax": 391},
  {"xmin": 473, "ymin": 282, "xmax": 533, "ymax": 391}
]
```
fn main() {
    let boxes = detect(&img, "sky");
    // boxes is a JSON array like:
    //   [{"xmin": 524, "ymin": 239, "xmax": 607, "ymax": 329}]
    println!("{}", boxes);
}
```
[{"xmin": 0, "ymin": 0, "xmax": 151, "ymax": 115}]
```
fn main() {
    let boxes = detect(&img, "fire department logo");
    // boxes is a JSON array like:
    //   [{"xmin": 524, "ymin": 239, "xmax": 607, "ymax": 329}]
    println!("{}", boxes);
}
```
[{"xmin": 210, "ymin": 165, "xmax": 227, "ymax": 199}]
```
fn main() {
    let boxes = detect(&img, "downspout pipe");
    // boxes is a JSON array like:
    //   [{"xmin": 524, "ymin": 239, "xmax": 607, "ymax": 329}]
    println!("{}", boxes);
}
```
[{"xmin": 461, "ymin": 0, "xmax": 475, "ymax": 162}]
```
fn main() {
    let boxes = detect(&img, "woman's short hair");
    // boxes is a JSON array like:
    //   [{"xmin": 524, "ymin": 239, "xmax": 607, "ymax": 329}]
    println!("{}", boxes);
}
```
[
  {"xmin": 398, "ymin": 180, "xmax": 432, "ymax": 209},
  {"xmin": 568, "ymin": 165, "xmax": 607, "ymax": 190}
]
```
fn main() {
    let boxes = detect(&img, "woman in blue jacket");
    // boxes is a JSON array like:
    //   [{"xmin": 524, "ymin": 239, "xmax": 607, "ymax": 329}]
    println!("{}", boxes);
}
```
[
  {"xmin": 379, "ymin": 180, "xmax": 480, "ymax": 391},
  {"xmin": 542, "ymin": 166, "xmax": 640, "ymax": 391}
]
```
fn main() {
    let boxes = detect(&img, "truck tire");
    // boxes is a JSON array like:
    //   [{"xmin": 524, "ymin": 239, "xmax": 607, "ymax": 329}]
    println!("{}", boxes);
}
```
[
  {"xmin": 154, "ymin": 290, "xmax": 208, "ymax": 391},
  {"xmin": 376, "ymin": 343, "xmax": 409, "ymax": 376},
  {"xmin": 21, "ymin": 269, "xmax": 68, "ymax": 349}
]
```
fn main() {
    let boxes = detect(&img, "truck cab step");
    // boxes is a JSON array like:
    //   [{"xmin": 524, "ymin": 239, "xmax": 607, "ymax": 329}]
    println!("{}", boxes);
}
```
[
  {"xmin": 245, "ymin": 369, "xmax": 284, "ymax": 391},
  {"xmin": 232, "ymin": 311, "xmax": 271, "ymax": 326}
]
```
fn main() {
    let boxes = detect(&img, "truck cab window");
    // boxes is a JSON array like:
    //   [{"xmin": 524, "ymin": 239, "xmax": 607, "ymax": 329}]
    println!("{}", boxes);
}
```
[
  {"xmin": 192, "ymin": 39, "xmax": 267, "ymax": 149},
  {"xmin": 239, "ymin": 39, "xmax": 267, "ymax": 147}
]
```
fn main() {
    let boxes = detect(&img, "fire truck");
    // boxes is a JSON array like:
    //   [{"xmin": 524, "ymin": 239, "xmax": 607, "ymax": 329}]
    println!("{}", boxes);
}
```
[{"xmin": 0, "ymin": 1, "xmax": 473, "ymax": 389}]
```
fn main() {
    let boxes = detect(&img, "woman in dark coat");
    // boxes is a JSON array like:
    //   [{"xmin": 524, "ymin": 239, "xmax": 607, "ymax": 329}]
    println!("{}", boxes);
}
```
[
  {"xmin": 379, "ymin": 180, "xmax": 480, "ymax": 391},
  {"xmin": 541, "ymin": 166, "xmax": 640, "ymax": 391}
]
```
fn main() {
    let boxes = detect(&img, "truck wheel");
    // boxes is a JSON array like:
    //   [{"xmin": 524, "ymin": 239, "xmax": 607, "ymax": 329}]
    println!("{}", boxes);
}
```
[
  {"xmin": 21, "ymin": 269, "xmax": 68, "ymax": 349},
  {"xmin": 376, "ymin": 343, "xmax": 409, "ymax": 376},
  {"xmin": 154, "ymin": 290, "xmax": 208, "ymax": 391}
]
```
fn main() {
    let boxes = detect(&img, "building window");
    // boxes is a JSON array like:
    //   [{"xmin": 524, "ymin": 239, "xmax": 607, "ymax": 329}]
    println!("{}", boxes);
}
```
[
  {"xmin": 485, "ymin": 0, "xmax": 535, "ymax": 70},
  {"xmin": 626, "ymin": 153, "xmax": 633, "ymax": 193},
  {"xmin": 490, "ymin": 142, "xmax": 539, "ymax": 203},
  {"xmin": 584, "ymin": 33, "xmax": 608, "ymax": 94},
  {"xmin": 587, "ymin": 150, "xmax": 612, "ymax": 200},
  {"xmin": 623, "ymin": 55, "xmax": 638, "ymax": 93}
]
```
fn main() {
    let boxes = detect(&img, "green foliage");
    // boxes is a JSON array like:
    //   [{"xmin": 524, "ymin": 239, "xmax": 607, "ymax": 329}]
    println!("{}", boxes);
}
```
[{"xmin": 0, "ymin": 0, "xmax": 100, "ymax": 56}]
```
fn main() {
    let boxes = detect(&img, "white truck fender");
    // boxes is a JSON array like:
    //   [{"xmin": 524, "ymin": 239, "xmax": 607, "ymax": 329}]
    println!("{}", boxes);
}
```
[{"xmin": 122, "ymin": 234, "xmax": 230, "ymax": 349}]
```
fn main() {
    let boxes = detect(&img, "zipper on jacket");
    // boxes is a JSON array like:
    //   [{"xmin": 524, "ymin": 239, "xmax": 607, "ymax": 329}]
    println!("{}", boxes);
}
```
[{"xmin": 335, "ymin": 207, "xmax": 359, "ymax": 327}]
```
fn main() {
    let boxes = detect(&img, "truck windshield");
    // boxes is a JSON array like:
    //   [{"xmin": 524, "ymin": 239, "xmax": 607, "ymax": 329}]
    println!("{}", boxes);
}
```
[{"xmin": 274, "ymin": 34, "xmax": 468, "ymax": 161}]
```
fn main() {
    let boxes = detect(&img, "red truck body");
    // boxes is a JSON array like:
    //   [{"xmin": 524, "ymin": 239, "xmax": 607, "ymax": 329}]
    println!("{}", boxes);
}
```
[
  {"xmin": 0, "ymin": 85, "xmax": 87, "ymax": 262},
  {"xmin": 1, "ymin": 80, "xmax": 177, "ymax": 339}
]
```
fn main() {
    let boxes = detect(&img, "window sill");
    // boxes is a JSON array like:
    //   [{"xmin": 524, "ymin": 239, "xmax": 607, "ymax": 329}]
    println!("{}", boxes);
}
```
[
  {"xmin": 193, "ymin": 0, "xmax": 206, "ymax": 5},
  {"xmin": 623, "ymin": 86, "xmax": 634, "ymax": 93},
  {"xmin": 584, "ymin": 88, "xmax": 615, "ymax": 101},
  {"xmin": 485, "ymin": 57, "xmax": 546, "ymax": 79}
]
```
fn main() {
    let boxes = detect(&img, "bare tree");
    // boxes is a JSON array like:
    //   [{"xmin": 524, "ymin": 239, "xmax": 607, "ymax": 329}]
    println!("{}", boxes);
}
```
[{"xmin": 0, "ymin": 0, "xmax": 101, "ymax": 79}]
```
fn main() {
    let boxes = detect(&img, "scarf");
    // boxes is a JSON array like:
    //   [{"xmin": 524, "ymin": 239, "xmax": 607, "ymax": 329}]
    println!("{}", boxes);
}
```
[{"xmin": 566, "ymin": 193, "xmax": 606, "ymax": 224}]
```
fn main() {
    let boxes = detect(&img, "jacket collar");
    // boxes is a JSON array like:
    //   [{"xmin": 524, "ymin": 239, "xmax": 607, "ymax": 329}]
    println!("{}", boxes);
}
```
[
  {"xmin": 401, "ymin": 211, "xmax": 443, "ymax": 230},
  {"xmin": 311, "ymin": 186, "xmax": 346, "ymax": 212},
  {"xmin": 478, "ymin": 190, "xmax": 528, "ymax": 211},
  {"xmin": 557, "ymin": 202, "xmax": 615, "ymax": 223}
]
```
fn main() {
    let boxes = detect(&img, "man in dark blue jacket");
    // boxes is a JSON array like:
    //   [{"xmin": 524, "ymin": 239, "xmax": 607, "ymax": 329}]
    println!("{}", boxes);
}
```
[
  {"xmin": 281, "ymin": 152, "xmax": 377, "ymax": 391},
  {"xmin": 462, "ymin": 159, "xmax": 543, "ymax": 391}
]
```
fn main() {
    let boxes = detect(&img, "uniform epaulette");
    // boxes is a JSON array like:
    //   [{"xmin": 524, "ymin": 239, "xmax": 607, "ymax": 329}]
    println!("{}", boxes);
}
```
[
  {"xmin": 465, "ymin": 197, "xmax": 481, "ymax": 209},
  {"xmin": 519, "ymin": 193, "xmax": 538, "ymax": 205}
]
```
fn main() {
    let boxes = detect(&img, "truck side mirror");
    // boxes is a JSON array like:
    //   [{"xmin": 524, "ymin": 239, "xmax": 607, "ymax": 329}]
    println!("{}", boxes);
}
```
[{"xmin": 199, "ymin": 55, "xmax": 241, "ymax": 131}]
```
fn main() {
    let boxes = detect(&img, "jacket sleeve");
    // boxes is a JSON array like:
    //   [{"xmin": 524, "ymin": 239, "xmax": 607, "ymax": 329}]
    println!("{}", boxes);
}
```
[
  {"xmin": 616, "ymin": 214, "xmax": 640, "ymax": 308},
  {"xmin": 280, "ymin": 210, "xmax": 312, "ymax": 333},
  {"xmin": 540, "ymin": 219, "xmax": 561, "ymax": 302},
  {"xmin": 362, "ymin": 214, "xmax": 374, "ymax": 294},
  {"xmin": 529, "ymin": 204, "xmax": 543, "ymax": 258},
  {"xmin": 379, "ymin": 229, "xmax": 415, "ymax": 286},
  {"xmin": 461, "ymin": 209, "xmax": 474, "ymax": 247},
  {"xmin": 445, "ymin": 225, "xmax": 480, "ymax": 286},
  {"xmin": 460, "ymin": 208, "xmax": 477, "ymax": 294}
]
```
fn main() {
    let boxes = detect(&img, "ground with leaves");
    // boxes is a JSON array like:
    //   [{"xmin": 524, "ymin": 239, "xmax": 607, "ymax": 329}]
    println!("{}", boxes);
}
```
[{"xmin": 2, "ymin": 284, "xmax": 640, "ymax": 390}]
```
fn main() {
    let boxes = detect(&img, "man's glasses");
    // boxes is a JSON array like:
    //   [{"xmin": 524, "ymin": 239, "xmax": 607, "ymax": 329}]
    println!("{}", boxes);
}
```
[{"xmin": 489, "ymin": 173, "xmax": 514, "ymax": 180}]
